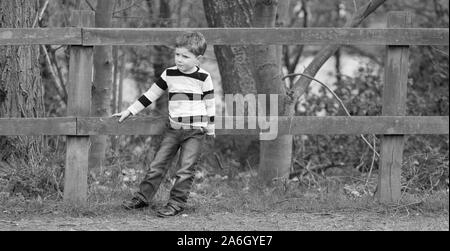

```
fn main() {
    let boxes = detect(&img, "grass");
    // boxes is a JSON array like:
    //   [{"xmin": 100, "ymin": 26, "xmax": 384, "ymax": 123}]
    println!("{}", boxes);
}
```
[
  {"xmin": 190, "ymin": 173, "xmax": 449, "ymax": 217},
  {"xmin": 1, "ymin": 171, "xmax": 447, "ymax": 221}
]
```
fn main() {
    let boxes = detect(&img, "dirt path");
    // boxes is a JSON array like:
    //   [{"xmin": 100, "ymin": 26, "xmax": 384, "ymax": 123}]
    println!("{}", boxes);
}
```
[{"xmin": 1, "ymin": 211, "xmax": 448, "ymax": 231}]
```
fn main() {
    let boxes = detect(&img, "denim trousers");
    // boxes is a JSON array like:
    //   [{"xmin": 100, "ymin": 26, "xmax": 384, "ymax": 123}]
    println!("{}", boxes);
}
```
[{"xmin": 135, "ymin": 126, "xmax": 205, "ymax": 207}]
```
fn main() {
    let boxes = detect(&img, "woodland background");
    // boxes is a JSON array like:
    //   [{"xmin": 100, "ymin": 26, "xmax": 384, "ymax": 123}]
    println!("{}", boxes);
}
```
[{"xmin": 0, "ymin": 0, "xmax": 448, "ymax": 209}]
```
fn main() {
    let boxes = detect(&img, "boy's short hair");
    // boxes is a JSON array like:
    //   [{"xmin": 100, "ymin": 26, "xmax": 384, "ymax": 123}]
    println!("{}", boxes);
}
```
[{"xmin": 175, "ymin": 32, "xmax": 207, "ymax": 57}]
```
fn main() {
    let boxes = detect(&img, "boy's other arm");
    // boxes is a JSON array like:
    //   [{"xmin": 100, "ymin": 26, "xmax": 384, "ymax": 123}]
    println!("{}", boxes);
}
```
[
  {"xmin": 112, "ymin": 75, "xmax": 168, "ymax": 123},
  {"xmin": 127, "ymin": 77, "xmax": 168, "ymax": 115}
]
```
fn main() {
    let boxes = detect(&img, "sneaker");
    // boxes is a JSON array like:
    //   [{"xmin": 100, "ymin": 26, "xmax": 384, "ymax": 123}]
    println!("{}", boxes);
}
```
[
  {"xmin": 156, "ymin": 203, "xmax": 183, "ymax": 218},
  {"xmin": 122, "ymin": 197, "xmax": 149, "ymax": 210}
]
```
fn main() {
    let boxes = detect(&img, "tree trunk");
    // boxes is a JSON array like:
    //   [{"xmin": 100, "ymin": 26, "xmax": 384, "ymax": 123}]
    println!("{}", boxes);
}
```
[
  {"xmin": 204, "ymin": 0, "xmax": 386, "ymax": 186},
  {"xmin": 89, "ymin": 0, "xmax": 114, "ymax": 173},
  {"xmin": 112, "ymin": 46, "xmax": 119, "ymax": 114},
  {"xmin": 146, "ymin": 0, "xmax": 173, "ymax": 116},
  {"xmin": 203, "ymin": 0, "xmax": 256, "ymax": 95},
  {"xmin": 0, "ymin": 0, "xmax": 43, "ymax": 163},
  {"xmin": 203, "ymin": 0, "xmax": 261, "ymax": 169},
  {"xmin": 253, "ymin": 0, "xmax": 293, "ymax": 185}
]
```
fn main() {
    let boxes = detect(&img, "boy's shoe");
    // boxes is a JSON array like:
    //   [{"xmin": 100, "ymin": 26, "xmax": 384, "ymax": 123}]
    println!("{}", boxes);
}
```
[
  {"xmin": 156, "ymin": 203, "xmax": 183, "ymax": 218},
  {"xmin": 122, "ymin": 197, "xmax": 149, "ymax": 210}
]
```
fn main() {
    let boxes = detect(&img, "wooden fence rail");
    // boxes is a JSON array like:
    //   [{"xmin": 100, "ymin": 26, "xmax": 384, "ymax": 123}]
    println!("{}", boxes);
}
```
[
  {"xmin": 0, "ymin": 28, "xmax": 82, "ymax": 45},
  {"xmin": 0, "ymin": 11, "xmax": 449, "ymax": 205},
  {"xmin": 1, "ymin": 116, "xmax": 448, "ymax": 136},
  {"xmin": 82, "ymin": 28, "xmax": 450, "ymax": 46},
  {"xmin": 1, "ymin": 27, "xmax": 448, "ymax": 45}
]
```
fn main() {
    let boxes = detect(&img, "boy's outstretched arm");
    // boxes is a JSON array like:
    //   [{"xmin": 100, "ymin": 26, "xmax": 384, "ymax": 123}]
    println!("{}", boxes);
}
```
[
  {"xmin": 203, "ymin": 75, "xmax": 216, "ymax": 138},
  {"xmin": 112, "ymin": 72, "xmax": 168, "ymax": 123}
]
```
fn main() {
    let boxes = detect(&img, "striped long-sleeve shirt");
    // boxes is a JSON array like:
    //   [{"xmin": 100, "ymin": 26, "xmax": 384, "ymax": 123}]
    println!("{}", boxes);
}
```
[{"xmin": 127, "ymin": 66, "xmax": 215, "ymax": 135}]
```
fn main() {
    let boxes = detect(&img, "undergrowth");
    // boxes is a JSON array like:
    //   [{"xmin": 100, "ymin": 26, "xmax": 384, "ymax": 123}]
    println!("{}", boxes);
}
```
[{"xmin": 0, "ymin": 168, "xmax": 448, "ymax": 219}]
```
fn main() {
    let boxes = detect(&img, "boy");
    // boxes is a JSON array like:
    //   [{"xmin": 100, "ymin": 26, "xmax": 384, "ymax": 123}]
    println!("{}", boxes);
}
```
[{"xmin": 112, "ymin": 32, "xmax": 215, "ymax": 217}]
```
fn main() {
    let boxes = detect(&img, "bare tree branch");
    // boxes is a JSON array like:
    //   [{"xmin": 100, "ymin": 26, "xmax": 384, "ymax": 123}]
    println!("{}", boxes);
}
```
[
  {"xmin": 45, "ymin": 47, "xmax": 66, "ymax": 98},
  {"xmin": 32, "ymin": 0, "xmax": 49, "ymax": 28},
  {"xmin": 85, "ymin": 0, "xmax": 96, "ymax": 11},
  {"xmin": 287, "ymin": 0, "xmax": 388, "ymax": 116},
  {"xmin": 283, "ymin": 72, "xmax": 380, "ymax": 157},
  {"xmin": 31, "ymin": 0, "xmax": 67, "ymax": 103}
]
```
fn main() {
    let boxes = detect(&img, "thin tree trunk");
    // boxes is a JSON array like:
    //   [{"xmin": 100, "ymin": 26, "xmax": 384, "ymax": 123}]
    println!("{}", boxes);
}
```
[
  {"xmin": 253, "ymin": 0, "xmax": 293, "ymax": 185},
  {"xmin": 335, "ymin": 2, "xmax": 342, "ymax": 85},
  {"xmin": 118, "ymin": 51, "xmax": 125, "ymax": 112},
  {"xmin": 112, "ymin": 46, "xmax": 119, "ymax": 114},
  {"xmin": 111, "ymin": 46, "xmax": 119, "ymax": 152},
  {"xmin": 0, "ymin": 0, "xmax": 43, "ymax": 163},
  {"xmin": 147, "ymin": 0, "xmax": 172, "ymax": 116},
  {"xmin": 89, "ymin": 0, "xmax": 114, "ymax": 173}
]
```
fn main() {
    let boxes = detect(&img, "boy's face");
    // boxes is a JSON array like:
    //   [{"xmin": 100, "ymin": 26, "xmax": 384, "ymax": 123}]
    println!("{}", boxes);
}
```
[{"xmin": 175, "ymin": 47, "xmax": 200, "ymax": 74}]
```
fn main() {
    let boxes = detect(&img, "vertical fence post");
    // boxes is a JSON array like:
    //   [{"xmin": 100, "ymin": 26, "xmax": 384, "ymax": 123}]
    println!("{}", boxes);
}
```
[
  {"xmin": 378, "ymin": 12, "xmax": 412, "ymax": 204},
  {"xmin": 64, "ymin": 10, "xmax": 94, "ymax": 204}
]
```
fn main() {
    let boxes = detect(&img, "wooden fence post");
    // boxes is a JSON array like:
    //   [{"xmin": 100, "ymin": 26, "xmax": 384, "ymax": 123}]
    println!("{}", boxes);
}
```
[
  {"xmin": 378, "ymin": 12, "xmax": 412, "ymax": 204},
  {"xmin": 64, "ymin": 11, "xmax": 94, "ymax": 204}
]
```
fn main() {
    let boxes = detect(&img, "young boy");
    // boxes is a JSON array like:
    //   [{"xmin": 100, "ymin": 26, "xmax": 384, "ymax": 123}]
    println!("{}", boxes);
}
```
[{"xmin": 112, "ymin": 32, "xmax": 215, "ymax": 217}]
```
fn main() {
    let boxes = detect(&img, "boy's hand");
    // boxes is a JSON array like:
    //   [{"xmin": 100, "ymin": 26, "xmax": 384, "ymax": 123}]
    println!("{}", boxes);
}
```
[{"xmin": 112, "ymin": 110, "xmax": 132, "ymax": 123}]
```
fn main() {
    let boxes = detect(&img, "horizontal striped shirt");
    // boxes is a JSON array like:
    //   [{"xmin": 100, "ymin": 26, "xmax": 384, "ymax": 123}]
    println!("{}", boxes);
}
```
[{"xmin": 127, "ymin": 66, "xmax": 215, "ymax": 135}]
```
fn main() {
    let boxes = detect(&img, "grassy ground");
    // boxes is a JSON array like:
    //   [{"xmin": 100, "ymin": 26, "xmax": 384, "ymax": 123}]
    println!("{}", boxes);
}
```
[{"xmin": 0, "ymin": 173, "xmax": 448, "ymax": 231}]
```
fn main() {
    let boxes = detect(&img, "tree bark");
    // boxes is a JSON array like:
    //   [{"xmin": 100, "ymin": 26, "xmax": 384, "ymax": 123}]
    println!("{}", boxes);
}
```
[
  {"xmin": 146, "ymin": 0, "xmax": 173, "ymax": 116},
  {"xmin": 0, "ymin": 0, "xmax": 43, "ymax": 163},
  {"xmin": 203, "ymin": 0, "xmax": 256, "ymax": 95},
  {"xmin": 203, "ymin": 0, "xmax": 260, "ymax": 168},
  {"xmin": 253, "ymin": 0, "xmax": 293, "ymax": 185},
  {"xmin": 89, "ymin": 0, "xmax": 114, "ymax": 173}
]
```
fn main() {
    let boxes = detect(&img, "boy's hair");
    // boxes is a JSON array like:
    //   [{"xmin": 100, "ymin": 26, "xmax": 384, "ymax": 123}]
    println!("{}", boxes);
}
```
[{"xmin": 175, "ymin": 32, "xmax": 207, "ymax": 57}]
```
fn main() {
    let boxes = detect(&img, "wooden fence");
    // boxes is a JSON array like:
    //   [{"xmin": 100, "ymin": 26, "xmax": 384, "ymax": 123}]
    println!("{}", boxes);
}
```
[{"xmin": 0, "ymin": 11, "xmax": 448, "ymax": 205}]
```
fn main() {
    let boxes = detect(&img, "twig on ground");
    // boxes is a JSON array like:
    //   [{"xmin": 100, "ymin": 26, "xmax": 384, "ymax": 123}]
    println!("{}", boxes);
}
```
[
  {"xmin": 431, "ymin": 46, "xmax": 449, "ymax": 57},
  {"xmin": 365, "ymin": 135, "xmax": 377, "ymax": 190},
  {"xmin": 269, "ymin": 199, "xmax": 290, "ymax": 206},
  {"xmin": 214, "ymin": 153, "xmax": 224, "ymax": 170},
  {"xmin": 392, "ymin": 199, "xmax": 426, "ymax": 211}
]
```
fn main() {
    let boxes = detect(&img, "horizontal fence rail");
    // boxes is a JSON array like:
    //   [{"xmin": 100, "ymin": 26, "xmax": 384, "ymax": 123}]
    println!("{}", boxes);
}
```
[
  {"xmin": 0, "ymin": 28, "xmax": 82, "ymax": 45},
  {"xmin": 83, "ymin": 28, "xmax": 450, "ymax": 46},
  {"xmin": 1, "ymin": 116, "xmax": 448, "ymax": 136},
  {"xmin": 0, "ymin": 118, "xmax": 77, "ymax": 135},
  {"xmin": 1, "ymin": 28, "xmax": 448, "ymax": 46}
]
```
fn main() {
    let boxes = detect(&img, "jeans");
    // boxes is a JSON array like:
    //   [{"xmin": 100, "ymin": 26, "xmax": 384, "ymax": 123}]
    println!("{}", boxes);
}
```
[{"xmin": 135, "ymin": 125, "xmax": 205, "ymax": 208}]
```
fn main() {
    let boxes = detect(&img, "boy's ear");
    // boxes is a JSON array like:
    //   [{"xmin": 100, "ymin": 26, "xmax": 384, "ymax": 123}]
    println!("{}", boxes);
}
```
[{"xmin": 196, "ymin": 55, "xmax": 203, "ymax": 64}]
